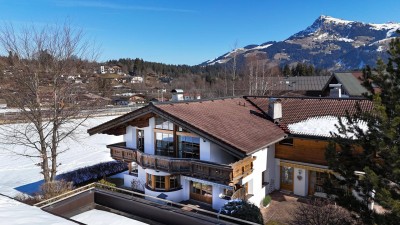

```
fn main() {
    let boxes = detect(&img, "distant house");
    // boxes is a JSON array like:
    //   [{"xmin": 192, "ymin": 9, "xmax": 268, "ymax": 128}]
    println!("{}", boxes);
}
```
[
  {"xmin": 79, "ymin": 93, "xmax": 111, "ymax": 106},
  {"xmin": 129, "ymin": 94, "xmax": 146, "ymax": 105},
  {"xmin": 130, "ymin": 76, "xmax": 144, "ymax": 84},
  {"xmin": 0, "ymin": 99, "xmax": 7, "ymax": 109},
  {"xmin": 267, "ymin": 76, "xmax": 332, "ymax": 97},
  {"xmin": 326, "ymin": 72, "xmax": 369, "ymax": 98}
]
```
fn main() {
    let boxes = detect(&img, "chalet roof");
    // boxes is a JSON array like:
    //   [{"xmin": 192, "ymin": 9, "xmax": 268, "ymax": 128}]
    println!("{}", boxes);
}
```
[
  {"xmin": 88, "ymin": 97, "xmax": 287, "ymax": 156},
  {"xmin": 268, "ymin": 76, "xmax": 331, "ymax": 91},
  {"xmin": 332, "ymin": 72, "xmax": 369, "ymax": 96},
  {"xmin": 0, "ymin": 99, "xmax": 6, "ymax": 104},
  {"xmin": 245, "ymin": 96, "xmax": 373, "ymax": 136}
]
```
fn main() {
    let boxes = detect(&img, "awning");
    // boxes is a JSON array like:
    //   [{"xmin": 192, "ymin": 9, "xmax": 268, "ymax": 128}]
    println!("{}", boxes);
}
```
[{"xmin": 182, "ymin": 176, "xmax": 234, "ymax": 190}]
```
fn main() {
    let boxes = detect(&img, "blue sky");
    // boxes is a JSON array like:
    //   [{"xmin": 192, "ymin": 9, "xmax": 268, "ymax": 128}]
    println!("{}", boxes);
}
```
[{"xmin": 1, "ymin": 0, "xmax": 400, "ymax": 65}]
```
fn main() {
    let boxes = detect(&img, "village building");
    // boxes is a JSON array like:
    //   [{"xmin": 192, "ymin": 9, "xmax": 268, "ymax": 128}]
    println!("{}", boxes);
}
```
[{"xmin": 88, "ymin": 95, "xmax": 372, "ymax": 210}]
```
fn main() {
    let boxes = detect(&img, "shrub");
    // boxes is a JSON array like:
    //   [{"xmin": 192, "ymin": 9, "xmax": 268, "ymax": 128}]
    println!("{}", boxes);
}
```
[
  {"xmin": 57, "ymin": 161, "xmax": 128, "ymax": 185},
  {"xmin": 220, "ymin": 200, "xmax": 264, "ymax": 224},
  {"xmin": 262, "ymin": 195, "xmax": 272, "ymax": 207},
  {"xmin": 14, "ymin": 193, "xmax": 42, "ymax": 205},
  {"xmin": 40, "ymin": 180, "xmax": 74, "ymax": 199}
]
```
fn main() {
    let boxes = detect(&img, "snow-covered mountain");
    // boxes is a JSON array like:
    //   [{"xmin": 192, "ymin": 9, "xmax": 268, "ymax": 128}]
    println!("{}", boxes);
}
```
[{"xmin": 202, "ymin": 15, "xmax": 400, "ymax": 70}]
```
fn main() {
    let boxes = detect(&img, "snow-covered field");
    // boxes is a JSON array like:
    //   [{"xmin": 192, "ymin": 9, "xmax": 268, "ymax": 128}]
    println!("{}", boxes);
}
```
[
  {"xmin": 71, "ymin": 209, "xmax": 149, "ymax": 225},
  {"xmin": 0, "ymin": 195, "xmax": 75, "ymax": 225},
  {"xmin": 0, "ymin": 116, "xmax": 123, "ymax": 197}
]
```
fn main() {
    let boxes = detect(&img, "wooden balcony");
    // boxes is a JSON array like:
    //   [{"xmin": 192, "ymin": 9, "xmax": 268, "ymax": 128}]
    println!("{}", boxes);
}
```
[{"xmin": 108, "ymin": 142, "xmax": 255, "ymax": 185}]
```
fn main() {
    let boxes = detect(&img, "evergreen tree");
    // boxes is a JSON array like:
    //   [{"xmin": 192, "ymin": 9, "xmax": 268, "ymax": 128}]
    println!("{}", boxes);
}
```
[
  {"xmin": 326, "ymin": 33, "xmax": 400, "ymax": 224},
  {"xmin": 283, "ymin": 64, "xmax": 291, "ymax": 76}
]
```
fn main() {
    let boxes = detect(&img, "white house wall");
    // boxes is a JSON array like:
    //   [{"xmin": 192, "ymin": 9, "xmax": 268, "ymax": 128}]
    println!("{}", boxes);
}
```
[
  {"xmin": 266, "ymin": 145, "xmax": 276, "ymax": 193},
  {"xmin": 275, "ymin": 159, "xmax": 280, "ymax": 190},
  {"xmin": 210, "ymin": 142, "xmax": 236, "ymax": 164},
  {"xmin": 199, "ymin": 139, "xmax": 211, "ymax": 161},
  {"xmin": 242, "ymin": 147, "xmax": 268, "ymax": 206},
  {"xmin": 144, "ymin": 117, "xmax": 155, "ymax": 154},
  {"xmin": 125, "ymin": 126, "xmax": 136, "ymax": 148}
]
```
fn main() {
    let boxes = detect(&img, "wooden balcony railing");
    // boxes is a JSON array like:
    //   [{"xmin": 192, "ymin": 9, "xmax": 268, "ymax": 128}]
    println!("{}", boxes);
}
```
[{"xmin": 108, "ymin": 142, "xmax": 255, "ymax": 185}]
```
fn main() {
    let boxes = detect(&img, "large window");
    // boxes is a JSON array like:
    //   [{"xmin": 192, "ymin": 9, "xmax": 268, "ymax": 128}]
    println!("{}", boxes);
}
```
[
  {"xmin": 155, "ymin": 133, "xmax": 174, "ymax": 156},
  {"xmin": 155, "ymin": 117, "xmax": 173, "ymax": 130},
  {"xmin": 146, "ymin": 173, "xmax": 181, "ymax": 191},
  {"xmin": 178, "ymin": 136, "xmax": 200, "ymax": 159},
  {"xmin": 170, "ymin": 175, "xmax": 180, "ymax": 189},
  {"xmin": 155, "ymin": 175, "xmax": 166, "ymax": 190}
]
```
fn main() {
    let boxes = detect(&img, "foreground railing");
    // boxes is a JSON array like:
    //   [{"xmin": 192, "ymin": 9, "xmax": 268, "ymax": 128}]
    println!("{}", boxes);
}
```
[{"xmin": 35, "ymin": 182, "xmax": 260, "ymax": 225}]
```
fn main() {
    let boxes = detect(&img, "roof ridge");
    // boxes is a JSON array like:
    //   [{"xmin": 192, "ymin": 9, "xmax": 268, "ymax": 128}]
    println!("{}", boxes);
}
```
[
  {"xmin": 244, "ymin": 95, "xmax": 368, "ymax": 101},
  {"xmin": 152, "ymin": 96, "xmax": 243, "ymax": 105}
]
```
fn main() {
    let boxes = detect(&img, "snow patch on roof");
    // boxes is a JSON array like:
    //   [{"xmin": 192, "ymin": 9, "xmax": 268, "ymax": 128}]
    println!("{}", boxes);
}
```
[{"xmin": 288, "ymin": 116, "xmax": 367, "ymax": 137}]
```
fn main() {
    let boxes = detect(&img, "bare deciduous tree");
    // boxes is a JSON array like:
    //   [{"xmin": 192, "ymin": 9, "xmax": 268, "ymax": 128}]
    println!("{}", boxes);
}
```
[{"xmin": 0, "ymin": 22, "xmax": 99, "ymax": 184}]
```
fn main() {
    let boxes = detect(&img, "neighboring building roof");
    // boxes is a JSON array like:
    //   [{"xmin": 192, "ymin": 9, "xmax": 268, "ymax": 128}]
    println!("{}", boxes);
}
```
[
  {"xmin": 88, "ymin": 98, "xmax": 287, "ymax": 157},
  {"xmin": 171, "ymin": 89, "xmax": 184, "ymax": 94},
  {"xmin": 0, "ymin": 99, "xmax": 6, "ymax": 105},
  {"xmin": 245, "ymin": 96, "xmax": 373, "ymax": 136},
  {"xmin": 331, "ymin": 72, "xmax": 369, "ymax": 97},
  {"xmin": 268, "ymin": 76, "xmax": 331, "ymax": 91}
]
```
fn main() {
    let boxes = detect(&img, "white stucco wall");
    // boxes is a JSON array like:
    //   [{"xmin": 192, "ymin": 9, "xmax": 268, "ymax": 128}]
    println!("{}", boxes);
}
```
[
  {"xmin": 124, "ymin": 165, "xmax": 146, "ymax": 191},
  {"xmin": 242, "ymin": 147, "xmax": 268, "ymax": 207},
  {"xmin": 293, "ymin": 168, "xmax": 308, "ymax": 196},
  {"xmin": 145, "ymin": 188, "xmax": 185, "ymax": 202},
  {"xmin": 125, "ymin": 126, "xmax": 136, "ymax": 148},
  {"xmin": 212, "ymin": 185, "xmax": 229, "ymax": 210},
  {"xmin": 275, "ymin": 159, "xmax": 281, "ymax": 190},
  {"xmin": 209, "ymin": 143, "xmax": 236, "ymax": 164},
  {"xmin": 199, "ymin": 139, "xmax": 211, "ymax": 161},
  {"xmin": 266, "ymin": 145, "xmax": 276, "ymax": 193},
  {"xmin": 144, "ymin": 117, "xmax": 155, "ymax": 154}
]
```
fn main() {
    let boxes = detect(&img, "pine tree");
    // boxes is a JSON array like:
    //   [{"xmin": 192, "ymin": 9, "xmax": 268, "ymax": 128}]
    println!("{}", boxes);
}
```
[{"xmin": 326, "ymin": 33, "xmax": 400, "ymax": 224}]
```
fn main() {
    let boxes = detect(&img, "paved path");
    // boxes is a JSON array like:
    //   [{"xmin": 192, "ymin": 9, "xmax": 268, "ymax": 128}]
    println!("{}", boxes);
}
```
[{"xmin": 261, "ymin": 191, "xmax": 308, "ymax": 225}]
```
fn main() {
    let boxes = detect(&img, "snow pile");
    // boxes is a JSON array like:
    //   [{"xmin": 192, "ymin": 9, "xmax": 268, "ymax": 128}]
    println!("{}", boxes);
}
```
[
  {"xmin": 287, "ymin": 116, "xmax": 368, "ymax": 137},
  {"xmin": 0, "ymin": 116, "xmax": 123, "ymax": 197},
  {"xmin": 0, "ymin": 195, "xmax": 75, "ymax": 225},
  {"xmin": 71, "ymin": 209, "xmax": 148, "ymax": 225}
]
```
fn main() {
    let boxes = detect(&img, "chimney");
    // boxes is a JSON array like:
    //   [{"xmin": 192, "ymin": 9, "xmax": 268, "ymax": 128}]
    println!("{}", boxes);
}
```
[
  {"xmin": 329, "ymin": 84, "xmax": 342, "ymax": 98},
  {"xmin": 171, "ymin": 89, "xmax": 184, "ymax": 101},
  {"xmin": 268, "ymin": 98, "xmax": 282, "ymax": 122}
]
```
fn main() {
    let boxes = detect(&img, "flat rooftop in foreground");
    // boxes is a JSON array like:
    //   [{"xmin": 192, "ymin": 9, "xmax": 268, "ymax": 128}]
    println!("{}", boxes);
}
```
[{"xmin": 37, "ymin": 184, "xmax": 256, "ymax": 225}]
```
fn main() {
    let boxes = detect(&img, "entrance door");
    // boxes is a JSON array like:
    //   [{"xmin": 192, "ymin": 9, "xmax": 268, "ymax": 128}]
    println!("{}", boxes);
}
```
[
  {"xmin": 137, "ymin": 129, "xmax": 144, "ymax": 151},
  {"xmin": 190, "ymin": 181, "xmax": 212, "ymax": 204},
  {"xmin": 280, "ymin": 166, "xmax": 294, "ymax": 192}
]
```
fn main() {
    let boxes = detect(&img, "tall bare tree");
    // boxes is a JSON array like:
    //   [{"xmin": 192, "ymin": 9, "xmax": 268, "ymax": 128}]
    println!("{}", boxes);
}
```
[
  {"xmin": 0, "ymin": 22, "xmax": 99, "ymax": 183},
  {"xmin": 231, "ymin": 41, "xmax": 238, "ymax": 96}
]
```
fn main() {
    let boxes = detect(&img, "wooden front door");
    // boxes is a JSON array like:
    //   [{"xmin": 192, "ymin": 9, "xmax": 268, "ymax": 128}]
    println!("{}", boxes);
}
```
[
  {"xmin": 190, "ymin": 181, "xmax": 212, "ymax": 205},
  {"xmin": 280, "ymin": 166, "xmax": 294, "ymax": 192}
]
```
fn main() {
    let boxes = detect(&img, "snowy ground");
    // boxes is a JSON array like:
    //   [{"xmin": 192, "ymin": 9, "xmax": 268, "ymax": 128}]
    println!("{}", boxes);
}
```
[
  {"xmin": 71, "ymin": 209, "xmax": 149, "ymax": 225},
  {"xmin": 0, "ymin": 116, "xmax": 123, "ymax": 197},
  {"xmin": 0, "ymin": 195, "xmax": 76, "ymax": 225}
]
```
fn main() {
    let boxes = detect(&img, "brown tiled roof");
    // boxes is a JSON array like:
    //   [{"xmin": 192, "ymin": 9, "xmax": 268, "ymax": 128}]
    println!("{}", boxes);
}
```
[
  {"xmin": 245, "ymin": 96, "xmax": 373, "ymax": 133},
  {"xmin": 88, "ymin": 97, "xmax": 287, "ymax": 156},
  {"xmin": 154, "ymin": 98, "xmax": 286, "ymax": 155}
]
